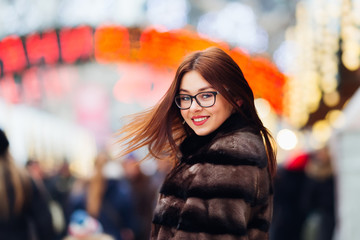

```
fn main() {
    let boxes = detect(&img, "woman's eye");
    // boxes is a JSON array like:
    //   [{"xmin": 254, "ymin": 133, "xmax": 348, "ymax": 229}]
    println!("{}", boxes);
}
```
[
  {"xmin": 181, "ymin": 96, "xmax": 191, "ymax": 101},
  {"xmin": 200, "ymin": 93, "xmax": 212, "ymax": 99}
]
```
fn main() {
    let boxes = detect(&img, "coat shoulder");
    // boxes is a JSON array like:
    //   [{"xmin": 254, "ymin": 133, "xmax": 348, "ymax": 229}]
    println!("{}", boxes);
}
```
[{"xmin": 206, "ymin": 128, "xmax": 268, "ymax": 168}]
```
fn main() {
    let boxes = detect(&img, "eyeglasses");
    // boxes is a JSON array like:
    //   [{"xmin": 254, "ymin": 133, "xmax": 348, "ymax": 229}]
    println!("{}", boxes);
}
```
[{"xmin": 174, "ymin": 91, "xmax": 219, "ymax": 110}]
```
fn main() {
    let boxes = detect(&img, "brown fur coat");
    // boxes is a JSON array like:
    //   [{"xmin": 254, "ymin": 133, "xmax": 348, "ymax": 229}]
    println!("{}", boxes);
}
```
[{"xmin": 151, "ymin": 114, "xmax": 273, "ymax": 240}]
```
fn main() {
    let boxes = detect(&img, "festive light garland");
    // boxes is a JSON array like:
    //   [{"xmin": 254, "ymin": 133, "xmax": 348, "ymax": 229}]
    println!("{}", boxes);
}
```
[
  {"xmin": 283, "ymin": 0, "xmax": 360, "ymax": 150},
  {"xmin": 341, "ymin": 0, "xmax": 360, "ymax": 71},
  {"xmin": 284, "ymin": 0, "xmax": 343, "ymax": 128},
  {"xmin": 0, "ymin": 25, "xmax": 286, "ymax": 114}
]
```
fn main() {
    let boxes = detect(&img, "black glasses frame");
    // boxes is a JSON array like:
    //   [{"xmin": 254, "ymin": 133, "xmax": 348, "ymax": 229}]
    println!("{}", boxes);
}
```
[{"xmin": 174, "ymin": 91, "xmax": 219, "ymax": 110}]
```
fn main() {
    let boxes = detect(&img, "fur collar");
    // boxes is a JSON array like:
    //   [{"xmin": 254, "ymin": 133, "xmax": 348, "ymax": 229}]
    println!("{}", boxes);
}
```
[
  {"xmin": 180, "ymin": 114, "xmax": 249, "ymax": 157},
  {"xmin": 179, "ymin": 113, "xmax": 267, "ymax": 168}
]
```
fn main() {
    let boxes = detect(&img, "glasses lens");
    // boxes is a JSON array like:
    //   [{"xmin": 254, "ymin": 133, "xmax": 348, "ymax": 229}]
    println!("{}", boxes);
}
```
[
  {"xmin": 196, "ymin": 92, "xmax": 216, "ymax": 107},
  {"xmin": 175, "ymin": 95, "xmax": 191, "ymax": 109}
]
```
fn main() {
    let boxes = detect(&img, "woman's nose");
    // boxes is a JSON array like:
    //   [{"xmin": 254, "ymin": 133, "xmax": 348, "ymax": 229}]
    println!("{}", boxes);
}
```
[{"xmin": 189, "ymin": 99, "xmax": 202, "ymax": 111}]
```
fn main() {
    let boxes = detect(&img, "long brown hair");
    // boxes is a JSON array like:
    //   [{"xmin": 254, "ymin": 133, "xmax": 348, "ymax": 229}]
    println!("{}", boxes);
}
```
[
  {"xmin": 117, "ymin": 47, "xmax": 277, "ymax": 177},
  {"xmin": 86, "ymin": 152, "xmax": 108, "ymax": 218},
  {"xmin": 0, "ymin": 147, "xmax": 31, "ymax": 220}
]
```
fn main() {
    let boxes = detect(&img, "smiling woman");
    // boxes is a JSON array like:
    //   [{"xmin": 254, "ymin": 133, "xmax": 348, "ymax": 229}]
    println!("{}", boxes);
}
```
[
  {"xmin": 178, "ymin": 71, "xmax": 234, "ymax": 136},
  {"xmin": 117, "ymin": 47, "xmax": 276, "ymax": 240}
]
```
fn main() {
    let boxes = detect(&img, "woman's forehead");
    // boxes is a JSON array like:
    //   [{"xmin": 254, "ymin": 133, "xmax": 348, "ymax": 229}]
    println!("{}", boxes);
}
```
[{"xmin": 179, "ymin": 71, "xmax": 214, "ymax": 93}]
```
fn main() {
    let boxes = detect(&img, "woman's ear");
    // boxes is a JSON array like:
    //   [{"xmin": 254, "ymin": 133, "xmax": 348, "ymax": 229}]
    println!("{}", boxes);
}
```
[
  {"xmin": 236, "ymin": 99, "xmax": 243, "ymax": 107},
  {"xmin": 232, "ymin": 99, "xmax": 243, "ymax": 113}
]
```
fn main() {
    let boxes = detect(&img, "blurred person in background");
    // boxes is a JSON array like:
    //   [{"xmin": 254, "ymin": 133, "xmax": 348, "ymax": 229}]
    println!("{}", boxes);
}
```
[
  {"xmin": 121, "ymin": 153, "xmax": 158, "ymax": 240},
  {"xmin": 26, "ymin": 158, "xmax": 67, "ymax": 239},
  {"xmin": 69, "ymin": 151, "xmax": 137, "ymax": 240},
  {"xmin": 25, "ymin": 159, "xmax": 48, "ymax": 182},
  {"xmin": 301, "ymin": 146, "xmax": 336, "ymax": 240},
  {"xmin": 117, "ymin": 47, "xmax": 276, "ymax": 239},
  {"xmin": 271, "ymin": 147, "xmax": 336, "ymax": 240},
  {"xmin": 270, "ymin": 152, "xmax": 310, "ymax": 240},
  {"xmin": 0, "ymin": 128, "xmax": 55, "ymax": 240},
  {"xmin": 46, "ymin": 161, "xmax": 76, "ymax": 239}
]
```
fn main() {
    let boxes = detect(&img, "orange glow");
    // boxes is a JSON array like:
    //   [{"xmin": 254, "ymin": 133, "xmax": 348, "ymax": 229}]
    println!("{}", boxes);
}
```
[
  {"xmin": 94, "ymin": 25, "xmax": 130, "ymax": 63},
  {"xmin": 139, "ymin": 28, "xmax": 229, "ymax": 68},
  {"xmin": 139, "ymin": 28, "xmax": 228, "ymax": 68},
  {"xmin": 247, "ymin": 57, "xmax": 286, "ymax": 114},
  {"xmin": 135, "ymin": 27, "xmax": 285, "ymax": 112}
]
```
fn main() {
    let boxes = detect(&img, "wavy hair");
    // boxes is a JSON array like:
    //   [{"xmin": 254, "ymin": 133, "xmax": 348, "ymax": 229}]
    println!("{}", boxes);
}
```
[
  {"xmin": 117, "ymin": 47, "xmax": 277, "ymax": 177},
  {"xmin": 0, "ymin": 147, "xmax": 31, "ymax": 220}
]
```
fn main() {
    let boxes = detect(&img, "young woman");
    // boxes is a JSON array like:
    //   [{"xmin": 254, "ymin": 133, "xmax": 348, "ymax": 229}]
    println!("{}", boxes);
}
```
[
  {"xmin": 118, "ymin": 47, "xmax": 276, "ymax": 239},
  {"xmin": 0, "ymin": 129, "xmax": 55, "ymax": 240}
]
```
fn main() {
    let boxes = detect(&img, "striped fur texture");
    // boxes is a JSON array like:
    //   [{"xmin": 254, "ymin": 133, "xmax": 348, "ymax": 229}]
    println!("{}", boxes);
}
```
[{"xmin": 151, "ymin": 114, "xmax": 273, "ymax": 240}]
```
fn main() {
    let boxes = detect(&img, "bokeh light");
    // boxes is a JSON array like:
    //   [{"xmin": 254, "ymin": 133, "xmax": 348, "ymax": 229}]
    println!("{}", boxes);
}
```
[
  {"xmin": 277, "ymin": 129, "xmax": 298, "ymax": 151},
  {"xmin": 255, "ymin": 98, "xmax": 271, "ymax": 119},
  {"xmin": 312, "ymin": 120, "xmax": 332, "ymax": 143}
]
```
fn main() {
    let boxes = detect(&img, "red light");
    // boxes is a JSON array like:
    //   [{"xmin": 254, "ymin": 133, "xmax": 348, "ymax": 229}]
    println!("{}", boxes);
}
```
[
  {"xmin": 0, "ymin": 36, "xmax": 27, "ymax": 76},
  {"xmin": 60, "ymin": 26, "xmax": 94, "ymax": 63},
  {"xmin": 26, "ymin": 30, "xmax": 59, "ymax": 65}
]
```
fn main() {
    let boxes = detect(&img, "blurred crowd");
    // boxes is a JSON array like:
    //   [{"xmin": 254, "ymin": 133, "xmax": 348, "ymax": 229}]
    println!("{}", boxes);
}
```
[
  {"xmin": 0, "ymin": 128, "xmax": 172, "ymax": 240},
  {"xmin": 0, "ymin": 127, "xmax": 337, "ymax": 240}
]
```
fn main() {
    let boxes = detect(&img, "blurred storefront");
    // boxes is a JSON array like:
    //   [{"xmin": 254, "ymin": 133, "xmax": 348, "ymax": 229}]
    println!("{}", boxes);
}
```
[{"xmin": 330, "ymin": 88, "xmax": 360, "ymax": 240}]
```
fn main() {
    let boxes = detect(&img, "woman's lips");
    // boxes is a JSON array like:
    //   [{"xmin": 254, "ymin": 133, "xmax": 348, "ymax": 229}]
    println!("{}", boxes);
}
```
[{"xmin": 192, "ymin": 116, "xmax": 209, "ymax": 126}]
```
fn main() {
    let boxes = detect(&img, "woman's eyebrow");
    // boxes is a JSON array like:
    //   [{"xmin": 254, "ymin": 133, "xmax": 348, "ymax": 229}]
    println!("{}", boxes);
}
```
[
  {"xmin": 179, "ymin": 86, "xmax": 213, "ymax": 93},
  {"xmin": 178, "ymin": 88, "xmax": 189, "ymax": 93}
]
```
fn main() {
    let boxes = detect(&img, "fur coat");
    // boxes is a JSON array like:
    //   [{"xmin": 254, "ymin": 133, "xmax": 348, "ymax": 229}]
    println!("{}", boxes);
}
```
[{"xmin": 151, "ymin": 114, "xmax": 273, "ymax": 240}]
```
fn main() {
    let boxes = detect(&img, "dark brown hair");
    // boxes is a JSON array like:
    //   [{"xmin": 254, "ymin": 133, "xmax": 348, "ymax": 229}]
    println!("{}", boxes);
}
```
[
  {"xmin": 0, "ymin": 130, "xmax": 31, "ymax": 220},
  {"xmin": 117, "ymin": 47, "xmax": 277, "ymax": 177}
]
